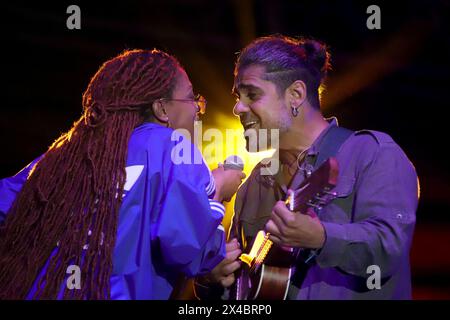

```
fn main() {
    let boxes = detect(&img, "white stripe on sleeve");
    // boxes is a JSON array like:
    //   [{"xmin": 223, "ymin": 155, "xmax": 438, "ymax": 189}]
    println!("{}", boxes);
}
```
[{"xmin": 209, "ymin": 199, "xmax": 225, "ymax": 216}]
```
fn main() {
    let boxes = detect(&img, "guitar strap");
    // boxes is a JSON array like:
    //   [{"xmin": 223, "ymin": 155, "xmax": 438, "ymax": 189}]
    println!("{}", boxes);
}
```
[
  {"xmin": 276, "ymin": 125, "xmax": 353, "ymax": 199},
  {"xmin": 288, "ymin": 125, "xmax": 353, "ymax": 298},
  {"xmin": 313, "ymin": 125, "xmax": 354, "ymax": 169}
]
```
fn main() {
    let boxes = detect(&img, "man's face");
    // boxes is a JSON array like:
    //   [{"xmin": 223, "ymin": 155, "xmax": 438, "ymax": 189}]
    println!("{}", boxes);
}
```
[{"xmin": 233, "ymin": 65, "xmax": 291, "ymax": 151}]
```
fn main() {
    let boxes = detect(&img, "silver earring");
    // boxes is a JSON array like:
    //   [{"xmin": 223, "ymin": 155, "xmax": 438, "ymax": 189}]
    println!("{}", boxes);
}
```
[{"xmin": 291, "ymin": 106, "xmax": 300, "ymax": 117}]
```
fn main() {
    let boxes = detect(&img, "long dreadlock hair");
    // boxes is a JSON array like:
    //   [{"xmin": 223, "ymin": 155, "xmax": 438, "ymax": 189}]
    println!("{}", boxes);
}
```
[{"xmin": 0, "ymin": 49, "xmax": 181, "ymax": 299}]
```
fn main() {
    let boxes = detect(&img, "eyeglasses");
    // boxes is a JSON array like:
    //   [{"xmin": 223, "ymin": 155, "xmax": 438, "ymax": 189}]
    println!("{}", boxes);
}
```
[{"xmin": 158, "ymin": 94, "xmax": 207, "ymax": 115}]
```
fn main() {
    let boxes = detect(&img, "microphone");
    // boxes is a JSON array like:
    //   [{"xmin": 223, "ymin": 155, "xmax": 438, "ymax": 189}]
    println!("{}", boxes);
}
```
[{"xmin": 223, "ymin": 155, "xmax": 244, "ymax": 171}]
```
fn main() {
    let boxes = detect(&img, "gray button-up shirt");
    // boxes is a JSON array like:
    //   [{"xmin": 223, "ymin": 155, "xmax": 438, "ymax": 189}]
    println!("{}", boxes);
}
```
[{"xmin": 230, "ymin": 118, "xmax": 419, "ymax": 299}]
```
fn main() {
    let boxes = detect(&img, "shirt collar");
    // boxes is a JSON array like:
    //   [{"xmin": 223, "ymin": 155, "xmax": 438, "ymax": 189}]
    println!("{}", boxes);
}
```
[
  {"xmin": 307, "ymin": 117, "xmax": 339, "ymax": 156},
  {"xmin": 268, "ymin": 116, "xmax": 339, "ymax": 161},
  {"xmin": 264, "ymin": 117, "xmax": 339, "ymax": 188}
]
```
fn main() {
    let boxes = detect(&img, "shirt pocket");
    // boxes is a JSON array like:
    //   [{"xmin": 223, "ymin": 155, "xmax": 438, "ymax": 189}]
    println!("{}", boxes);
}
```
[
  {"xmin": 240, "ymin": 206, "xmax": 271, "ymax": 239},
  {"xmin": 334, "ymin": 175, "xmax": 356, "ymax": 198},
  {"xmin": 320, "ymin": 175, "xmax": 357, "ymax": 223}
]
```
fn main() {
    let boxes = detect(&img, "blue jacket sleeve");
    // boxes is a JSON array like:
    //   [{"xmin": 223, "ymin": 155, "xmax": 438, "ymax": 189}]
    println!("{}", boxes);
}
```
[
  {"xmin": 0, "ymin": 157, "xmax": 42, "ymax": 222},
  {"xmin": 316, "ymin": 137, "xmax": 418, "ymax": 278},
  {"xmin": 152, "ymin": 140, "xmax": 226, "ymax": 278}
]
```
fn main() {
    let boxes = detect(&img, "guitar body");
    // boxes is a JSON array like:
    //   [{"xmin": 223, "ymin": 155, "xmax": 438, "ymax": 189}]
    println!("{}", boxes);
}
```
[
  {"xmin": 231, "ymin": 157, "xmax": 339, "ymax": 300},
  {"xmin": 235, "ymin": 264, "xmax": 291, "ymax": 300},
  {"xmin": 233, "ymin": 244, "xmax": 294, "ymax": 300}
]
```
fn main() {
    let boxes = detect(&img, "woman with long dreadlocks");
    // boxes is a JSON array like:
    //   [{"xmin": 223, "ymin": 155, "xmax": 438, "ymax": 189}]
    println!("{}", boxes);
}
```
[{"xmin": 0, "ymin": 49, "xmax": 244, "ymax": 299}]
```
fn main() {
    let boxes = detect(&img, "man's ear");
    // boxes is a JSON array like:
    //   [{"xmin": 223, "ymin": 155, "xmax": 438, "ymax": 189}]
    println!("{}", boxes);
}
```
[
  {"xmin": 286, "ymin": 80, "xmax": 307, "ymax": 108},
  {"xmin": 151, "ymin": 100, "xmax": 169, "ymax": 123}
]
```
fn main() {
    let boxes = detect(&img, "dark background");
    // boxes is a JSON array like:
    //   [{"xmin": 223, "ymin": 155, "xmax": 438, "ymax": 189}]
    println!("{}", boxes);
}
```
[{"xmin": 3, "ymin": 0, "xmax": 450, "ymax": 299}]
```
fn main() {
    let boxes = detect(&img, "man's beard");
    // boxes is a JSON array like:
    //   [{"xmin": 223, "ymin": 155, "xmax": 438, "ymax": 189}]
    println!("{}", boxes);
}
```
[
  {"xmin": 244, "ymin": 106, "xmax": 291, "ymax": 152},
  {"xmin": 276, "ymin": 103, "xmax": 293, "ymax": 134}
]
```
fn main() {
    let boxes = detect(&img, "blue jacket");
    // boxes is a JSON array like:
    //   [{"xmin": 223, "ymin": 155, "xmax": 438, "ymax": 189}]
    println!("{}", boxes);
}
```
[{"xmin": 0, "ymin": 122, "xmax": 226, "ymax": 299}]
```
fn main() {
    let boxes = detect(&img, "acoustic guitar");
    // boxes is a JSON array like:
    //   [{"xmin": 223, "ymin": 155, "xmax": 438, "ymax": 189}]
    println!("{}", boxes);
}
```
[{"xmin": 231, "ymin": 157, "xmax": 339, "ymax": 300}]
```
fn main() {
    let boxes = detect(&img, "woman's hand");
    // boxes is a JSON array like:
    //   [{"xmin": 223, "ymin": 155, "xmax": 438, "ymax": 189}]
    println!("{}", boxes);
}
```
[{"xmin": 212, "ymin": 165, "xmax": 246, "ymax": 202}]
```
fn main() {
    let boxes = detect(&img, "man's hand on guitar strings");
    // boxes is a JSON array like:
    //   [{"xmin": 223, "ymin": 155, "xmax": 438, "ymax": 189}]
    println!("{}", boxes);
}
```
[
  {"xmin": 198, "ymin": 238, "xmax": 242, "ymax": 288},
  {"xmin": 265, "ymin": 201, "xmax": 326, "ymax": 249}
]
